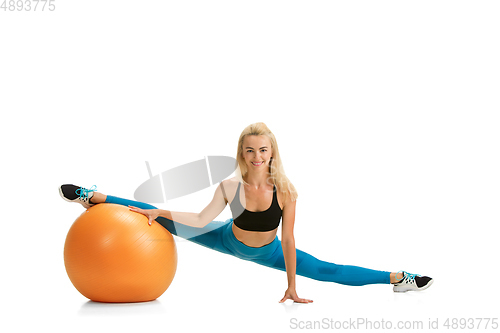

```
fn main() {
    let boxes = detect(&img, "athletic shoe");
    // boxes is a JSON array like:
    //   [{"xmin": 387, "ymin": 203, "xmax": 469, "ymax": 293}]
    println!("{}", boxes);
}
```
[
  {"xmin": 59, "ymin": 184, "xmax": 97, "ymax": 209},
  {"xmin": 393, "ymin": 271, "xmax": 433, "ymax": 292}
]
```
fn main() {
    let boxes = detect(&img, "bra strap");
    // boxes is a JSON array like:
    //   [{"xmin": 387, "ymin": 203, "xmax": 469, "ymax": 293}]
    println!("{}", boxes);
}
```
[{"xmin": 220, "ymin": 182, "xmax": 228, "ymax": 203}]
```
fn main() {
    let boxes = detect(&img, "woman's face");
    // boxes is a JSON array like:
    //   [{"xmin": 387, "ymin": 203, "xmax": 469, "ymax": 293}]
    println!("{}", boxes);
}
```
[{"xmin": 242, "ymin": 135, "xmax": 273, "ymax": 171}]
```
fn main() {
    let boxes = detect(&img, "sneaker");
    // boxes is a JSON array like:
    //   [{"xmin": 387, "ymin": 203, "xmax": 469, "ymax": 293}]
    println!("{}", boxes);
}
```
[
  {"xmin": 393, "ymin": 271, "xmax": 433, "ymax": 292},
  {"xmin": 59, "ymin": 184, "xmax": 97, "ymax": 209}
]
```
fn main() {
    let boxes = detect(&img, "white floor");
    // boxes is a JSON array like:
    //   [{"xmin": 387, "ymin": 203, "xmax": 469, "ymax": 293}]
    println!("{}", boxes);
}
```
[{"xmin": 2, "ymin": 1, "xmax": 499, "ymax": 332}]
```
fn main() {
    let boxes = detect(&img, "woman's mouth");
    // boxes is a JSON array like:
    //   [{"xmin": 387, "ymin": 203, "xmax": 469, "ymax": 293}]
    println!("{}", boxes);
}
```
[{"xmin": 251, "ymin": 161, "xmax": 264, "ymax": 166}]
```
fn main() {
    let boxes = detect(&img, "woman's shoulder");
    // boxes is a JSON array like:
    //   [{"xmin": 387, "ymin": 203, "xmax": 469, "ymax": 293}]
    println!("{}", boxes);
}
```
[
  {"xmin": 220, "ymin": 177, "xmax": 240, "ymax": 194},
  {"xmin": 275, "ymin": 180, "xmax": 298, "ymax": 207},
  {"xmin": 219, "ymin": 177, "xmax": 241, "ymax": 204},
  {"xmin": 221, "ymin": 177, "xmax": 240, "ymax": 187}
]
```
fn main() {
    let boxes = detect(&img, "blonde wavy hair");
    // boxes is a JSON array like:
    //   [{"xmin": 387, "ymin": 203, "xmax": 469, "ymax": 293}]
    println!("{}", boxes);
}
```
[{"xmin": 235, "ymin": 122, "xmax": 298, "ymax": 203}]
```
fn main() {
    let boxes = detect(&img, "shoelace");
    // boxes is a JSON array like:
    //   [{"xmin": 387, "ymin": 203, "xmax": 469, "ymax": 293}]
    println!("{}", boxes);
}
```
[
  {"xmin": 396, "ymin": 270, "xmax": 420, "ymax": 284},
  {"xmin": 76, "ymin": 185, "xmax": 97, "ymax": 201}
]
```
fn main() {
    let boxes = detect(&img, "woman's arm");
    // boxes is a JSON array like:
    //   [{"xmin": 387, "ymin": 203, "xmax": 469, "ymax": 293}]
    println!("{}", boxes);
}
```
[
  {"xmin": 130, "ymin": 182, "xmax": 228, "ymax": 228},
  {"xmin": 281, "ymin": 198, "xmax": 297, "ymax": 288},
  {"xmin": 279, "ymin": 196, "xmax": 313, "ymax": 304}
]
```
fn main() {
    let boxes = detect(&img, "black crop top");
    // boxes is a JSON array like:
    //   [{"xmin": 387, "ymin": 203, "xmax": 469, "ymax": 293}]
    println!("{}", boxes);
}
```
[{"xmin": 221, "ymin": 182, "xmax": 282, "ymax": 232}]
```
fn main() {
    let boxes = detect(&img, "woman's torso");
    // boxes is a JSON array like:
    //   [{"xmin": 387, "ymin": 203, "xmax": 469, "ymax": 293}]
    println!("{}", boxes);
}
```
[{"xmin": 223, "ymin": 178, "xmax": 283, "ymax": 248}]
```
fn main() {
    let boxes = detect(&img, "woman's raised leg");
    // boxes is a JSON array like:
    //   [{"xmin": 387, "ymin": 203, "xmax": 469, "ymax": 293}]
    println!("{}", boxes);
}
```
[{"xmin": 60, "ymin": 184, "xmax": 232, "ymax": 253}]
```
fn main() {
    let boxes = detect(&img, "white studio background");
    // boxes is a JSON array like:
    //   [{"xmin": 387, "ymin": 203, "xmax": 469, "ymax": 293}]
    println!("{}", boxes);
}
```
[{"xmin": 1, "ymin": 1, "xmax": 499, "ymax": 332}]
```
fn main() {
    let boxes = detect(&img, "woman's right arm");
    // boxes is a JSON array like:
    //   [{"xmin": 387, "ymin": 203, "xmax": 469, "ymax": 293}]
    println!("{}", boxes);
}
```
[{"xmin": 129, "ymin": 182, "xmax": 228, "ymax": 228}]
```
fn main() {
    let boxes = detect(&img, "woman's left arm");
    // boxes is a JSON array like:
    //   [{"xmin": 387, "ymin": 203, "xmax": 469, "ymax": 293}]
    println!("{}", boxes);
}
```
[{"xmin": 279, "ymin": 196, "xmax": 313, "ymax": 304}]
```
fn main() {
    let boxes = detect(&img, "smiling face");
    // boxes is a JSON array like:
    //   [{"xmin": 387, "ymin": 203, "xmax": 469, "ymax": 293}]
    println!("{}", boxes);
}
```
[{"xmin": 241, "ymin": 135, "xmax": 273, "ymax": 173}]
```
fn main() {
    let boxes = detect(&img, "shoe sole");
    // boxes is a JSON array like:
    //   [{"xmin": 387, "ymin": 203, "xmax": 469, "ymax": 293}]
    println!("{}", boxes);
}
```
[{"xmin": 394, "ymin": 278, "xmax": 434, "ymax": 292}]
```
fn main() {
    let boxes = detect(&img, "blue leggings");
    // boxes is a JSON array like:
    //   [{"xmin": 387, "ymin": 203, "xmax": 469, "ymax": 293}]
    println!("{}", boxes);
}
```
[{"xmin": 105, "ymin": 195, "xmax": 391, "ymax": 286}]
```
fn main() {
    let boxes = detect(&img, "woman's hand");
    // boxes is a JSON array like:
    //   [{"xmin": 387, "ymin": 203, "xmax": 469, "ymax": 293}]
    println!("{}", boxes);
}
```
[
  {"xmin": 279, "ymin": 287, "xmax": 313, "ymax": 304},
  {"xmin": 128, "ymin": 206, "xmax": 159, "ymax": 226}
]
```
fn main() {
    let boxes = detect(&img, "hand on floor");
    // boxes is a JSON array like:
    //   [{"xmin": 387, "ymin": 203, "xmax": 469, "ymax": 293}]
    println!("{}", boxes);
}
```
[{"xmin": 279, "ymin": 287, "xmax": 313, "ymax": 304}]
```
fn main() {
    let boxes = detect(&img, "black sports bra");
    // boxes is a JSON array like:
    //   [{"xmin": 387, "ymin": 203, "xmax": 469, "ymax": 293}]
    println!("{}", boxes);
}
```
[{"xmin": 221, "ymin": 182, "xmax": 282, "ymax": 232}]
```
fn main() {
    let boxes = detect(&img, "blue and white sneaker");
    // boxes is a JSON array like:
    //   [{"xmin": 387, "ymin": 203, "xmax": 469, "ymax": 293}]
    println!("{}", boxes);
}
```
[
  {"xmin": 59, "ymin": 184, "xmax": 97, "ymax": 209},
  {"xmin": 393, "ymin": 271, "xmax": 433, "ymax": 292}
]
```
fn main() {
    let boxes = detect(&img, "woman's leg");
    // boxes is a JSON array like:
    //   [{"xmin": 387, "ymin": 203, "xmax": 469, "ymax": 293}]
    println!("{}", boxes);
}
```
[{"xmin": 255, "ymin": 243, "xmax": 391, "ymax": 286}]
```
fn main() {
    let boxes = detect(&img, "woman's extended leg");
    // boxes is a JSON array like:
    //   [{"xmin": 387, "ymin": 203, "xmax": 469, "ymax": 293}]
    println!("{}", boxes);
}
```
[
  {"xmin": 64, "ymin": 187, "xmax": 233, "ymax": 254},
  {"xmin": 255, "ymin": 242, "xmax": 391, "ymax": 286},
  {"xmin": 250, "ymin": 241, "xmax": 432, "ymax": 290},
  {"xmin": 74, "ymin": 189, "xmax": 244, "ymax": 256}
]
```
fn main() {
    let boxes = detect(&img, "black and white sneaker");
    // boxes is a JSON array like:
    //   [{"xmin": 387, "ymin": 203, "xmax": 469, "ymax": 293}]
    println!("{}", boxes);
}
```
[
  {"xmin": 393, "ymin": 271, "xmax": 433, "ymax": 292},
  {"xmin": 59, "ymin": 184, "xmax": 97, "ymax": 209}
]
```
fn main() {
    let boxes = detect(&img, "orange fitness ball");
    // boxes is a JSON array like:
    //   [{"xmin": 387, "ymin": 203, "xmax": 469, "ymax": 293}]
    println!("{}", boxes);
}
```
[{"xmin": 64, "ymin": 203, "xmax": 177, "ymax": 303}]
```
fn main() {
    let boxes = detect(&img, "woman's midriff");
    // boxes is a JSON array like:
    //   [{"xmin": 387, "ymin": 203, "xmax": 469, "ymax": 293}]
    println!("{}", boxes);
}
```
[{"xmin": 231, "ymin": 223, "xmax": 277, "ymax": 248}]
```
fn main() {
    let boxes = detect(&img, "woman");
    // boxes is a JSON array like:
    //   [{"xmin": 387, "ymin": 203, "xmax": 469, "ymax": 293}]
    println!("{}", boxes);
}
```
[{"xmin": 59, "ymin": 122, "xmax": 433, "ymax": 303}]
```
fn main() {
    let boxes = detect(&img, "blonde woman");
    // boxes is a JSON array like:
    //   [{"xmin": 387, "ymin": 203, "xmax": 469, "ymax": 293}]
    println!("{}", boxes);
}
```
[{"xmin": 59, "ymin": 122, "xmax": 433, "ymax": 303}]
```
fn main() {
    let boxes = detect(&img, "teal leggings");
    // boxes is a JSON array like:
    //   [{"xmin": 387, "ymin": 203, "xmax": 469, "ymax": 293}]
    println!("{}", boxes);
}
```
[{"xmin": 105, "ymin": 195, "xmax": 391, "ymax": 286}]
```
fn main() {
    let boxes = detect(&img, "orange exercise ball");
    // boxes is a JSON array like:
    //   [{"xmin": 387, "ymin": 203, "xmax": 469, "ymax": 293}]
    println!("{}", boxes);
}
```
[{"xmin": 64, "ymin": 203, "xmax": 177, "ymax": 303}]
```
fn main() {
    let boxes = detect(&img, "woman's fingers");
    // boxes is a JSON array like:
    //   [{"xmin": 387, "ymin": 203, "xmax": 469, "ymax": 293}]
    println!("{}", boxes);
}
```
[
  {"xmin": 280, "ymin": 296, "xmax": 313, "ymax": 304},
  {"xmin": 297, "ymin": 298, "xmax": 313, "ymax": 303},
  {"xmin": 129, "ymin": 206, "xmax": 144, "ymax": 214},
  {"xmin": 128, "ymin": 206, "xmax": 152, "ymax": 226},
  {"xmin": 279, "ymin": 293, "xmax": 289, "ymax": 303}
]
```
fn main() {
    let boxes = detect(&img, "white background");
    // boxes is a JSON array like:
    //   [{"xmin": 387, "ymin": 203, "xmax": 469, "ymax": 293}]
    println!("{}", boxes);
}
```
[{"xmin": 1, "ymin": 1, "xmax": 499, "ymax": 332}]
